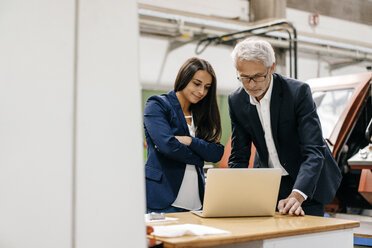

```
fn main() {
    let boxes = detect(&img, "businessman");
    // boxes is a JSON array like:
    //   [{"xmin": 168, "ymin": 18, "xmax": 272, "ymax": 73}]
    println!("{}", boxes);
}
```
[{"xmin": 228, "ymin": 38, "xmax": 342, "ymax": 216}]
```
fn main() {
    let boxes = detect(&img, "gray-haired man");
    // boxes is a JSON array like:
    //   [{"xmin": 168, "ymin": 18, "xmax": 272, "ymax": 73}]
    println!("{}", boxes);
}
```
[{"xmin": 228, "ymin": 38, "xmax": 342, "ymax": 216}]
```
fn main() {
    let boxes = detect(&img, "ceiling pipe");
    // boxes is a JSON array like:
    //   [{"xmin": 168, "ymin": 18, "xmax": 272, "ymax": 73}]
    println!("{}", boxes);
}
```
[
  {"xmin": 195, "ymin": 21, "xmax": 298, "ymax": 78},
  {"xmin": 138, "ymin": 7, "xmax": 372, "ymax": 69}
]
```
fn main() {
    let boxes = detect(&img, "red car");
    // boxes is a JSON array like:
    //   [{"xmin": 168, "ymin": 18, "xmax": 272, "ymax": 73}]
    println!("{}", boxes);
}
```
[{"xmin": 307, "ymin": 72, "xmax": 372, "ymax": 213}]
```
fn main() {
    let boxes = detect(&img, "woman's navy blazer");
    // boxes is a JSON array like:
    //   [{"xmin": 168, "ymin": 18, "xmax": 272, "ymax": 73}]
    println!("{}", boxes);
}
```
[{"xmin": 144, "ymin": 90, "xmax": 224, "ymax": 209}]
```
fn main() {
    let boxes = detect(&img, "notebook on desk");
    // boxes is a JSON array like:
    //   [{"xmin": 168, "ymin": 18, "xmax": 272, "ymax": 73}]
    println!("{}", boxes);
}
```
[{"xmin": 191, "ymin": 168, "xmax": 282, "ymax": 218}]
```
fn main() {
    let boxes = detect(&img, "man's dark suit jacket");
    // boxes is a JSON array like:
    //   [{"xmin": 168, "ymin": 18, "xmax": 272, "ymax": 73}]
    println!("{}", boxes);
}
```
[
  {"xmin": 228, "ymin": 73, "xmax": 342, "ymax": 205},
  {"xmin": 144, "ymin": 91, "xmax": 224, "ymax": 210}
]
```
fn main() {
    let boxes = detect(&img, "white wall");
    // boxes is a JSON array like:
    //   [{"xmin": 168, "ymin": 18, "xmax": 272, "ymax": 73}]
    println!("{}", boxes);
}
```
[
  {"xmin": 139, "ymin": 0, "xmax": 249, "ymax": 20},
  {"xmin": 140, "ymin": 36, "xmax": 239, "ymax": 93},
  {"xmin": 286, "ymin": 8, "xmax": 372, "ymax": 81},
  {"xmin": 0, "ymin": 0, "xmax": 145, "ymax": 247},
  {"xmin": 139, "ymin": 5, "xmax": 372, "ymax": 93},
  {"xmin": 286, "ymin": 8, "xmax": 372, "ymax": 44},
  {"xmin": 140, "ymin": 34, "xmax": 371, "ymax": 94}
]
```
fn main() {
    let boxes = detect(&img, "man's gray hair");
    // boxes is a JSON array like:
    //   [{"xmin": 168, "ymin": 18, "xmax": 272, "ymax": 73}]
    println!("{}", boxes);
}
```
[{"xmin": 231, "ymin": 38, "xmax": 276, "ymax": 68}]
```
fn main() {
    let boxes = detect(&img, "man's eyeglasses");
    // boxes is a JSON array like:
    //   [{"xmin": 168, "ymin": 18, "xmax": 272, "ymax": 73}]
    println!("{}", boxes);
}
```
[{"xmin": 237, "ymin": 68, "xmax": 270, "ymax": 83}]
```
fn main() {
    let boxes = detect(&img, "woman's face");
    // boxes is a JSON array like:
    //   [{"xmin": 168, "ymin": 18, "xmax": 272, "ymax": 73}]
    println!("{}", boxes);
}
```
[{"xmin": 179, "ymin": 70, "xmax": 212, "ymax": 104}]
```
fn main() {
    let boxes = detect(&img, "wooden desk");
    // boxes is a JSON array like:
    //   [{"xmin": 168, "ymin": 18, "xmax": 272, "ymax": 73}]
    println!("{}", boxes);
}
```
[{"xmin": 149, "ymin": 212, "xmax": 359, "ymax": 248}]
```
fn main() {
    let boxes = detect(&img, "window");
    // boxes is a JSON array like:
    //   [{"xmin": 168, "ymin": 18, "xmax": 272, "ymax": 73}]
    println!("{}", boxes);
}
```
[{"xmin": 312, "ymin": 88, "xmax": 354, "ymax": 138}]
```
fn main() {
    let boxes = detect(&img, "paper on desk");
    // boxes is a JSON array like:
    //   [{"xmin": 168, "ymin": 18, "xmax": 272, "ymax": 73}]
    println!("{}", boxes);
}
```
[
  {"xmin": 151, "ymin": 224, "xmax": 231, "ymax": 237},
  {"xmin": 144, "ymin": 214, "xmax": 178, "ymax": 223}
]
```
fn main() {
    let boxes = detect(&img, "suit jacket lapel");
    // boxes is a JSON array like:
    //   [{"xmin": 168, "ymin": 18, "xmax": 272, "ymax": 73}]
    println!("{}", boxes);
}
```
[
  {"xmin": 169, "ymin": 91, "xmax": 190, "ymax": 135},
  {"xmin": 245, "ymin": 95, "xmax": 268, "ymax": 165},
  {"xmin": 249, "ymin": 105, "xmax": 265, "ymax": 142},
  {"xmin": 270, "ymin": 74, "xmax": 282, "ymax": 152},
  {"xmin": 242, "ymin": 92, "xmax": 264, "ymax": 138}
]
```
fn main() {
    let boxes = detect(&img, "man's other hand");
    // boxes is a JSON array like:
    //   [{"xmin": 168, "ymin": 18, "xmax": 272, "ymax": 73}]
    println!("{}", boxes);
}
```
[{"xmin": 278, "ymin": 191, "xmax": 305, "ymax": 216}]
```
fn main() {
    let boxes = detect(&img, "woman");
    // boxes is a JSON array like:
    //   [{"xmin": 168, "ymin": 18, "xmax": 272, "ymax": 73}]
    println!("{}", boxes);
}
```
[{"xmin": 144, "ymin": 57, "xmax": 224, "ymax": 213}]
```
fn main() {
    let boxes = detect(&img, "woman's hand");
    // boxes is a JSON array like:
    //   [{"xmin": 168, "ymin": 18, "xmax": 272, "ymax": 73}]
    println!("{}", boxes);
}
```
[{"xmin": 175, "ymin": 136, "xmax": 192, "ymax": 146}]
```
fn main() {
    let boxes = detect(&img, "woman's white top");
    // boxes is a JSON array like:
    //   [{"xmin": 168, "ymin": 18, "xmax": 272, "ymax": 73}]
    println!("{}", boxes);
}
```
[{"xmin": 171, "ymin": 116, "xmax": 202, "ymax": 210}]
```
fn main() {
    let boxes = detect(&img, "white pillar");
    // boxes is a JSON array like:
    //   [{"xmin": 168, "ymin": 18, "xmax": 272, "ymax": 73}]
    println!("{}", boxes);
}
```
[
  {"xmin": 0, "ymin": 0, "xmax": 145, "ymax": 247},
  {"xmin": 75, "ymin": 0, "xmax": 146, "ymax": 247},
  {"xmin": 0, "ymin": 1, "xmax": 75, "ymax": 247}
]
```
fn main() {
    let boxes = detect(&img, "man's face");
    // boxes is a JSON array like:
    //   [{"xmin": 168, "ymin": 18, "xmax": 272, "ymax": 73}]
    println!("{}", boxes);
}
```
[{"xmin": 236, "ymin": 60, "xmax": 274, "ymax": 101}]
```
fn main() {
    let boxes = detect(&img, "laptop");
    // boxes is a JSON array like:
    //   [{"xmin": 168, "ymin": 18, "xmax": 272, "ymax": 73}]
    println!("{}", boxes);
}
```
[{"xmin": 191, "ymin": 168, "xmax": 282, "ymax": 217}]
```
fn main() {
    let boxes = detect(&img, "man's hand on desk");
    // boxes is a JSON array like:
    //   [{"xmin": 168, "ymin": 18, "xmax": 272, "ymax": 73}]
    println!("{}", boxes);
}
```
[{"xmin": 278, "ymin": 191, "xmax": 305, "ymax": 216}]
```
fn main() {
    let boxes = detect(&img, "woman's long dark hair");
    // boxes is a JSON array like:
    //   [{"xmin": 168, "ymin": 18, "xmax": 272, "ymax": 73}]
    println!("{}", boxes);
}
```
[{"xmin": 174, "ymin": 57, "xmax": 222, "ymax": 143}]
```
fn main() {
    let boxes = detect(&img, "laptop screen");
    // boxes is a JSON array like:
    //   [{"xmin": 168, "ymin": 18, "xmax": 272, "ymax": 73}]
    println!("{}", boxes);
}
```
[{"xmin": 196, "ymin": 168, "xmax": 281, "ymax": 217}]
